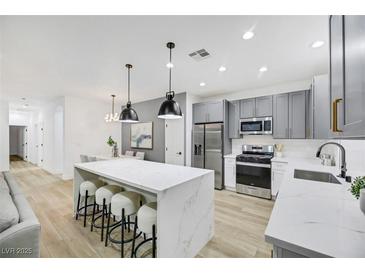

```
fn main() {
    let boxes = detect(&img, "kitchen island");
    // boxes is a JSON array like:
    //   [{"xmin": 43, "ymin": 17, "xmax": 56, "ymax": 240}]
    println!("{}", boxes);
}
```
[
  {"xmin": 74, "ymin": 158, "xmax": 214, "ymax": 258},
  {"xmin": 265, "ymin": 157, "xmax": 365, "ymax": 258}
]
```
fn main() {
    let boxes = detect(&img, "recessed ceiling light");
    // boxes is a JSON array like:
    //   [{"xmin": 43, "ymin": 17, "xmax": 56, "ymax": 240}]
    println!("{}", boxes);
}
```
[
  {"xmin": 218, "ymin": 66, "xmax": 227, "ymax": 72},
  {"xmin": 259, "ymin": 66, "xmax": 268, "ymax": 72},
  {"xmin": 23, "ymin": 104, "xmax": 29, "ymax": 108},
  {"xmin": 200, "ymin": 82, "xmax": 206, "ymax": 87},
  {"xmin": 166, "ymin": 62, "xmax": 174, "ymax": 68},
  {"xmin": 242, "ymin": 31, "xmax": 255, "ymax": 40},
  {"xmin": 311, "ymin": 40, "xmax": 325, "ymax": 48}
]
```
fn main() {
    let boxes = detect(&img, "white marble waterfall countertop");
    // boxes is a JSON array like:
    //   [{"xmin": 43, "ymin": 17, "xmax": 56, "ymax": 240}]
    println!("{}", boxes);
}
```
[
  {"xmin": 74, "ymin": 158, "xmax": 212, "ymax": 193},
  {"xmin": 265, "ymin": 157, "xmax": 365, "ymax": 257}
]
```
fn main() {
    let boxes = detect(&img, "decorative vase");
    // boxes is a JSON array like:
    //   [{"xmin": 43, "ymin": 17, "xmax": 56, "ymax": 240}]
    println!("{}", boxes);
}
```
[{"xmin": 360, "ymin": 189, "xmax": 365, "ymax": 215}]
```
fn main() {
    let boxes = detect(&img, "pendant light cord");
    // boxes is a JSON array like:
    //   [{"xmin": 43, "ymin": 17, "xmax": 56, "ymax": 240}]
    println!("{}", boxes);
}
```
[
  {"xmin": 169, "ymin": 46, "xmax": 172, "ymax": 93},
  {"xmin": 128, "ymin": 66, "xmax": 131, "ymax": 103}
]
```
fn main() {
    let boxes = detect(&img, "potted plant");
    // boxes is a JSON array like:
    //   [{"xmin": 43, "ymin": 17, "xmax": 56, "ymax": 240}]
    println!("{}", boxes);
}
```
[
  {"xmin": 107, "ymin": 136, "xmax": 118, "ymax": 157},
  {"xmin": 349, "ymin": 176, "xmax": 365, "ymax": 214}
]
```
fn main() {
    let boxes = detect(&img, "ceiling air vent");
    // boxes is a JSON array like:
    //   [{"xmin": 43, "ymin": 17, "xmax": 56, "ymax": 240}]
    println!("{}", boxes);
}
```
[{"xmin": 188, "ymin": 49, "xmax": 211, "ymax": 61}]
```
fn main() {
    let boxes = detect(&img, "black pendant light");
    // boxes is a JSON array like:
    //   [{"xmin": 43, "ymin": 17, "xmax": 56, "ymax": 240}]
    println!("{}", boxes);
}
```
[
  {"xmin": 158, "ymin": 42, "xmax": 183, "ymax": 119},
  {"xmin": 119, "ymin": 64, "xmax": 139, "ymax": 123}
]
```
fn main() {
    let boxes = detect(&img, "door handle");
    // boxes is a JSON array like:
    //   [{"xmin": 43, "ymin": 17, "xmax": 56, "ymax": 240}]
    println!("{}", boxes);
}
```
[
  {"xmin": 332, "ymin": 98, "xmax": 343, "ymax": 132},
  {"xmin": 176, "ymin": 152, "xmax": 182, "ymax": 155}
]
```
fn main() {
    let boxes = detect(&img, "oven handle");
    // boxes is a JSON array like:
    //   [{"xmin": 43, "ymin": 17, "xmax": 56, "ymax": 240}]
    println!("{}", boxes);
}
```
[{"xmin": 236, "ymin": 162, "xmax": 271, "ymax": 168}]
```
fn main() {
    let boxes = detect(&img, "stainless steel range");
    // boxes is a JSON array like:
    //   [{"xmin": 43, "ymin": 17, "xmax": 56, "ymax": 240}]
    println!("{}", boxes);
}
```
[{"xmin": 236, "ymin": 145, "xmax": 274, "ymax": 199}]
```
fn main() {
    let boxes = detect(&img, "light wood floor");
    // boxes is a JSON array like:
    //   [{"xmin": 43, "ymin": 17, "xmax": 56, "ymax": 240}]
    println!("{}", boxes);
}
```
[{"xmin": 9, "ymin": 160, "xmax": 274, "ymax": 258}]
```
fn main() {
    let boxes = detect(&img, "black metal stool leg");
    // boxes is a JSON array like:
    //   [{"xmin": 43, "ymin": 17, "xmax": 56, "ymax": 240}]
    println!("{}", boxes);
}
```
[
  {"xmin": 127, "ymin": 216, "xmax": 131, "ymax": 232},
  {"xmin": 101, "ymin": 198, "xmax": 106, "ymax": 241},
  {"xmin": 105, "ymin": 203, "xmax": 111, "ymax": 247},
  {"xmin": 131, "ymin": 215, "xmax": 138, "ymax": 258},
  {"xmin": 143, "ymin": 233, "xmax": 146, "ymax": 240},
  {"xmin": 121, "ymin": 208, "xmax": 125, "ymax": 258},
  {"xmin": 91, "ymin": 201, "xmax": 96, "ymax": 232},
  {"xmin": 83, "ymin": 190, "xmax": 89, "ymax": 227},
  {"xmin": 76, "ymin": 193, "xmax": 81, "ymax": 220},
  {"xmin": 152, "ymin": 224, "xmax": 156, "ymax": 258}
]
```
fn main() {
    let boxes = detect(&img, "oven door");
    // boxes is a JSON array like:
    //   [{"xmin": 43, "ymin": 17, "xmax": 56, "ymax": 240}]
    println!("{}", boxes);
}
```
[
  {"xmin": 240, "ymin": 120, "xmax": 263, "ymax": 135},
  {"xmin": 236, "ymin": 162, "xmax": 272, "ymax": 199}
]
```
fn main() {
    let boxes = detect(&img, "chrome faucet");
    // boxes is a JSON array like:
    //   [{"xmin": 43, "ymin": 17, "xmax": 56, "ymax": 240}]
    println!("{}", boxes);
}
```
[{"xmin": 316, "ymin": 142, "xmax": 347, "ymax": 178}]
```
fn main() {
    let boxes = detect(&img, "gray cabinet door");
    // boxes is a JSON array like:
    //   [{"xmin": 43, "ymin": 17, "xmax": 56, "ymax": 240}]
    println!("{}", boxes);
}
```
[
  {"xmin": 193, "ymin": 103, "xmax": 207, "ymax": 124},
  {"xmin": 313, "ymin": 74, "xmax": 331, "ymax": 139},
  {"xmin": 255, "ymin": 96, "xmax": 273, "ymax": 117},
  {"xmin": 240, "ymin": 98, "xmax": 255, "ymax": 118},
  {"xmin": 207, "ymin": 101, "xmax": 224, "ymax": 123},
  {"xmin": 289, "ymin": 91, "xmax": 306, "ymax": 139},
  {"xmin": 329, "ymin": 15, "xmax": 345, "ymax": 137},
  {"xmin": 273, "ymin": 93, "xmax": 289, "ymax": 138},
  {"xmin": 341, "ymin": 16, "xmax": 365, "ymax": 137},
  {"xmin": 228, "ymin": 100, "xmax": 240, "ymax": 138}
]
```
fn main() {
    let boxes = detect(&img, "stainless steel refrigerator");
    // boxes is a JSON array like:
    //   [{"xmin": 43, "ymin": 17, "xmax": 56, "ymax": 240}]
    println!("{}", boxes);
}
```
[{"xmin": 192, "ymin": 123, "xmax": 223, "ymax": 189}]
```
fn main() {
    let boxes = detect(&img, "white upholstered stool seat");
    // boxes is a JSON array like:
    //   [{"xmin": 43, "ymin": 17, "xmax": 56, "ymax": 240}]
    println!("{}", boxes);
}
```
[
  {"xmin": 76, "ymin": 178, "xmax": 105, "ymax": 227},
  {"xmin": 80, "ymin": 179, "xmax": 104, "ymax": 196},
  {"xmin": 132, "ymin": 202, "xmax": 157, "ymax": 258},
  {"xmin": 137, "ymin": 202, "xmax": 157, "ymax": 234},
  {"xmin": 111, "ymin": 191, "xmax": 143, "ymax": 216},
  {"xmin": 95, "ymin": 185, "xmax": 123, "ymax": 205}
]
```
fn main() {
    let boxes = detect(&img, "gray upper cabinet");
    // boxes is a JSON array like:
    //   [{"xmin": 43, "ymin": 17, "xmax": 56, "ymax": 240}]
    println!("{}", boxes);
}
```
[
  {"xmin": 228, "ymin": 100, "xmax": 240, "ymax": 138},
  {"xmin": 289, "ymin": 91, "xmax": 306, "ymax": 139},
  {"xmin": 255, "ymin": 96, "xmax": 273, "ymax": 117},
  {"xmin": 207, "ymin": 101, "xmax": 224, "ymax": 123},
  {"xmin": 273, "ymin": 91, "xmax": 307, "ymax": 139},
  {"xmin": 240, "ymin": 98, "xmax": 255, "ymax": 118},
  {"xmin": 329, "ymin": 15, "xmax": 365, "ymax": 138},
  {"xmin": 273, "ymin": 94, "xmax": 289, "ymax": 138},
  {"xmin": 193, "ymin": 101, "xmax": 223, "ymax": 124},
  {"xmin": 193, "ymin": 103, "xmax": 208, "ymax": 124},
  {"xmin": 312, "ymin": 74, "xmax": 331, "ymax": 139}
]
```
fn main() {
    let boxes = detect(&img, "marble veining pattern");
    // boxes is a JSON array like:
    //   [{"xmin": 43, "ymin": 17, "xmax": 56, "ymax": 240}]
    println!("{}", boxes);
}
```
[{"xmin": 266, "ymin": 157, "xmax": 365, "ymax": 257}]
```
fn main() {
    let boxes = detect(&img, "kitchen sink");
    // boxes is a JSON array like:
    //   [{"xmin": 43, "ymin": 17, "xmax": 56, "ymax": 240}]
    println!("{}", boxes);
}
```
[{"xmin": 294, "ymin": 169, "xmax": 341, "ymax": 184}]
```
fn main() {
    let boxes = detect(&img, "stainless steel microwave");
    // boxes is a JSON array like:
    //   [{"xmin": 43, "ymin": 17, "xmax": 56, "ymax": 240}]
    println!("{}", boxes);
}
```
[{"xmin": 239, "ymin": 117, "xmax": 272, "ymax": 135}]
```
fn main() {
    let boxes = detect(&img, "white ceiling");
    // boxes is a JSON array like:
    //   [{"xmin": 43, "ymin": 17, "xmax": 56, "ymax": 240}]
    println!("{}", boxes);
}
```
[{"xmin": 0, "ymin": 15, "xmax": 329, "ymax": 105}]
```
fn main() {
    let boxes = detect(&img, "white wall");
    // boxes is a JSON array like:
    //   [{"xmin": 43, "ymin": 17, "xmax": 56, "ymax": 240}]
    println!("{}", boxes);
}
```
[
  {"xmin": 0, "ymin": 100, "xmax": 9, "ymax": 171},
  {"xmin": 63, "ymin": 96, "xmax": 121, "ymax": 180}
]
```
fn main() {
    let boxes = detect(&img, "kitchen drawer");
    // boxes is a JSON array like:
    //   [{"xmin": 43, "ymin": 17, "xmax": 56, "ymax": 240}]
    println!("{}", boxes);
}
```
[
  {"xmin": 271, "ymin": 162, "xmax": 288, "ymax": 171},
  {"xmin": 225, "ymin": 158, "xmax": 236, "ymax": 165}
]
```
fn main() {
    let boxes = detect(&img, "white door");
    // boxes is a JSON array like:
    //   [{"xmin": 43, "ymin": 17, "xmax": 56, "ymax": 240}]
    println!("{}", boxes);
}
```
[
  {"xmin": 165, "ymin": 118, "xmax": 185, "ymax": 166},
  {"xmin": 34, "ymin": 123, "xmax": 39, "ymax": 164},
  {"xmin": 38, "ymin": 123, "xmax": 44, "ymax": 167},
  {"xmin": 23, "ymin": 127, "xmax": 28, "ymax": 161}
]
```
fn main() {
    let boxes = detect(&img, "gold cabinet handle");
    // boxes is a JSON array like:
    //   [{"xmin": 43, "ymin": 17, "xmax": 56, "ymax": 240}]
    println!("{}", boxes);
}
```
[{"xmin": 332, "ymin": 98, "xmax": 343, "ymax": 132}]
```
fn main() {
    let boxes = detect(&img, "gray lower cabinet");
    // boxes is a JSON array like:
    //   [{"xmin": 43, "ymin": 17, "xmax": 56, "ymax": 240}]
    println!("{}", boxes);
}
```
[
  {"xmin": 273, "ymin": 93, "xmax": 289, "ymax": 138},
  {"xmin": 273, "ymin": 91, "xmax": 307, "ymax": 139},
  {"xmin": 228, "ymin": 100, "xmax": 240, "ymax": 138},
  {"xmin": 240, "ymin": 98, "xmax": 255, "ymax": 118},
  {"xmin": 255, "ymin": 95, "xmax": 273, "ymax": 117},
  {"xmin": 289, "ymin": 91, "xmax": 307, "ymax": 139},
  {"xmin": 193, "ymin": 101, "xmax": 223, "ymax": 124},
  {"xmin": 329, "ymin": 15, "xmax": 365, "ymax": 138}
]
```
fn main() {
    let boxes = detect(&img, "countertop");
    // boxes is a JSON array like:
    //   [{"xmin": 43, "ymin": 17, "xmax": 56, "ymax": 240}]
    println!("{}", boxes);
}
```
[
  {"xmin": 75, "ymin": 158, "xmax": 213, "ymax": 193},
  {"xmin": 265, "ymin": 157, "xmax": 365, "ymax": 257},
  {"xmin": 224, "ymin": 153, "xmax": 238, "ymax": 159}
]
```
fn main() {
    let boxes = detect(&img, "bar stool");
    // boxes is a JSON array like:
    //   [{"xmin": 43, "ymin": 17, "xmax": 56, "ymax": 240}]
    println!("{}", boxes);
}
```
[
  {"xmin": 91, "ymin": 184, "xmax": 123, "ymax": 241},
  {"xmin": 106, "ymin": 191, "xmax": 143, "ymax": 258},
  {"xmin": 131, "ymin": 202, "xmax": 157, "ymax": 258},
  {"xmin": 75, "ymin": 179, "xmax": 105, "ymax": 227}
]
